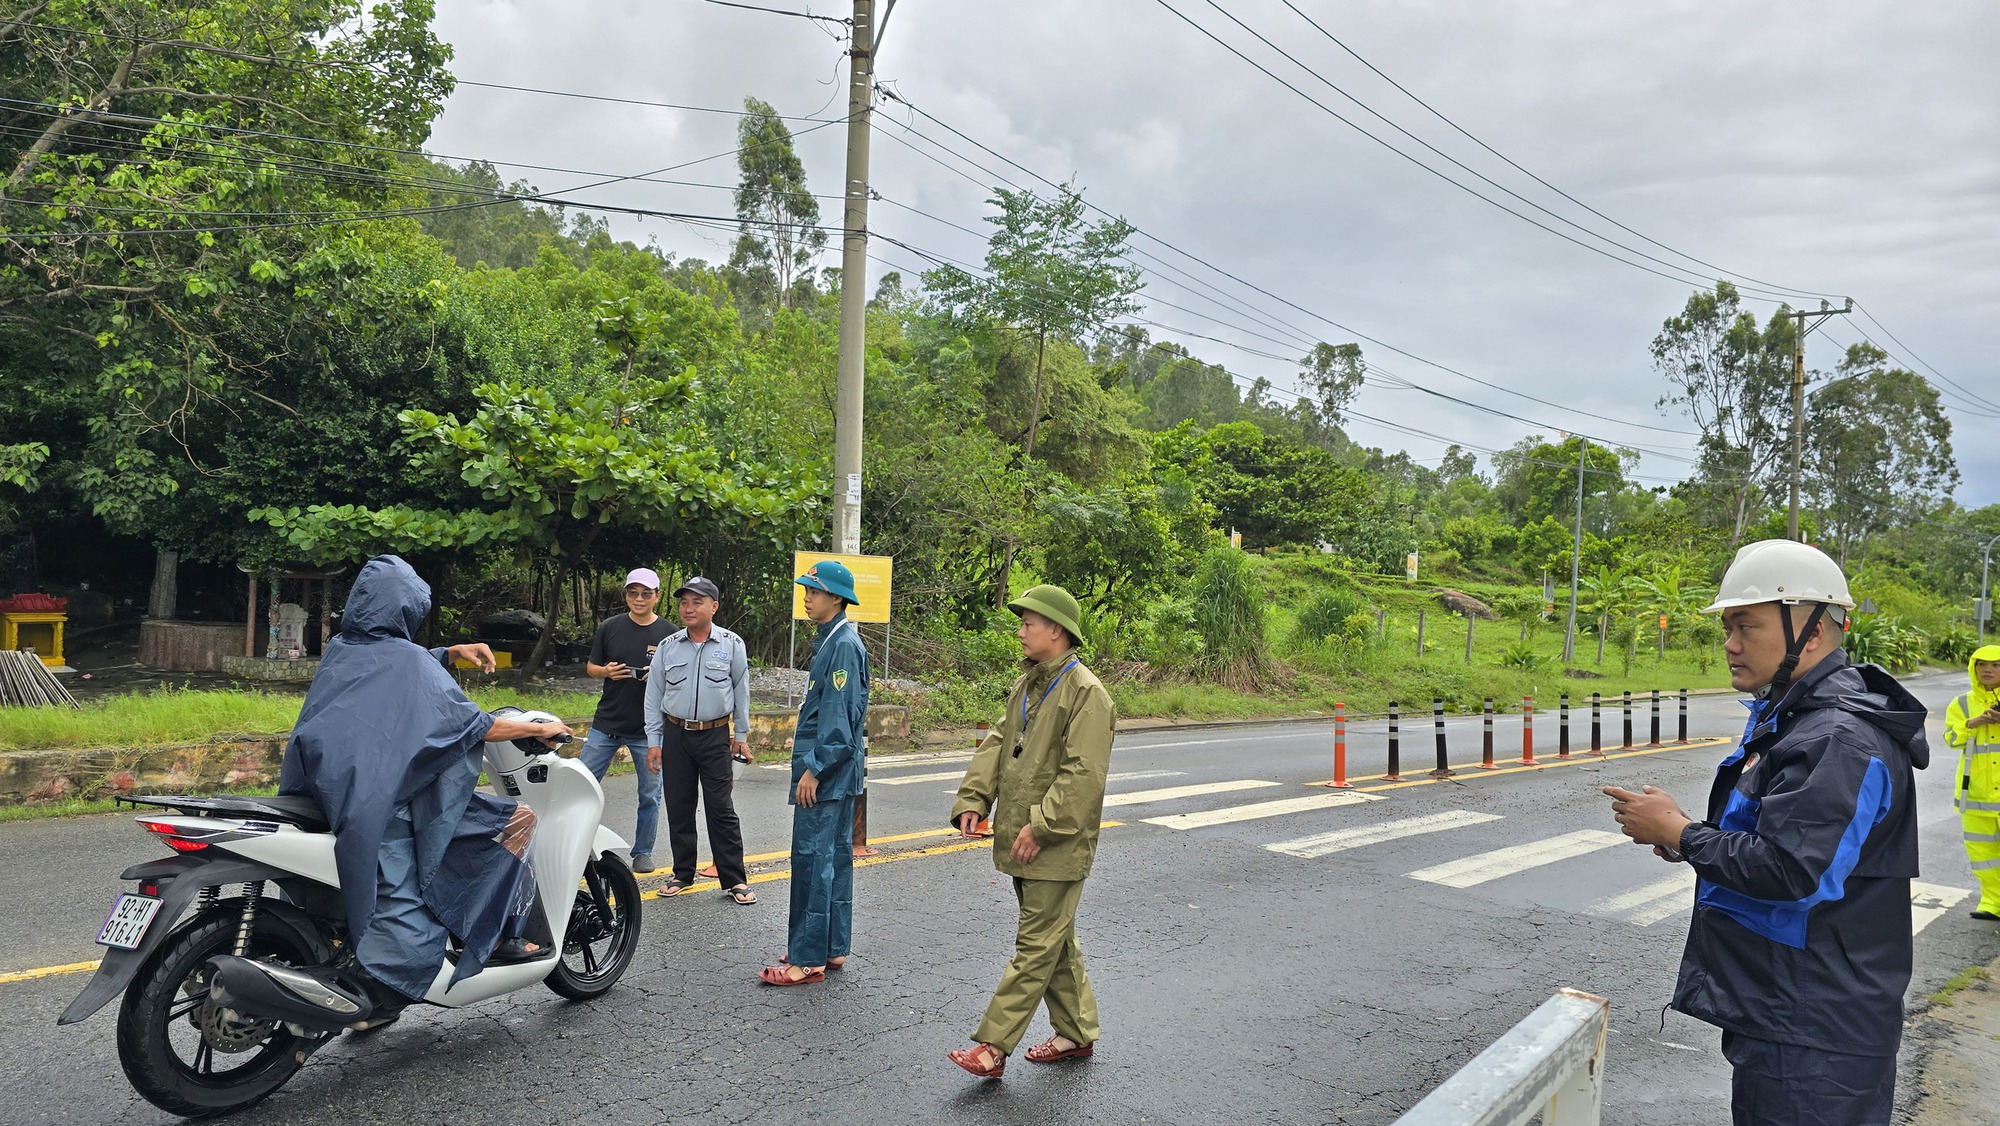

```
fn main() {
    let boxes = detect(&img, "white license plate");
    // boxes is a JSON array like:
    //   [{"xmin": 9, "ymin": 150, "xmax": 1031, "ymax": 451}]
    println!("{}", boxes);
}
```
[{"xmin": 96, "ymin": 893, "xmax": 163, "ymax": 950}]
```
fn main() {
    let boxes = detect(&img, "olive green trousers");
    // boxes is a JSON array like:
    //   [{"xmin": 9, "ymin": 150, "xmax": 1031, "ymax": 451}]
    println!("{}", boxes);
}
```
[{"xmin": 972, "ymin": 876, "xmax": 1100, "ymax": 1054}]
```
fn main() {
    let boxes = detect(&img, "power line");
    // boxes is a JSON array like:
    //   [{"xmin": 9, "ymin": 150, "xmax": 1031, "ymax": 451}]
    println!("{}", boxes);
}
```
[
  {"xmin": 1144, "ymin": 0, "xmax": 1813, "ymax": 304},
  {"xmin": 875, "ymin": 87, "xmax": 1711, "ymax": 442},
  {"xmin": 1271, "ymin": 0, "xmax": 1843, "ymax": 305}
]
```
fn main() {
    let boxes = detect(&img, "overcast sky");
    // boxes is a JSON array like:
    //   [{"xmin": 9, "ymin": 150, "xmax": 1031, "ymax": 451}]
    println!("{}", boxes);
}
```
[{"xmin": 421, "ymin": 0, "xmax": 2000, "ymax": 510}]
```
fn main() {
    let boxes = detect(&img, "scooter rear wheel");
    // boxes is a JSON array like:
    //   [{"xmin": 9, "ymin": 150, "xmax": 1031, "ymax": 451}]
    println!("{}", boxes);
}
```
[
  {"xmin": 546, "ymin": 853, "xmax": 642, "ymax": 1000},
  {"xmin": 116, "ymin": 905, "xmax": 321, "ymax": 1118}
]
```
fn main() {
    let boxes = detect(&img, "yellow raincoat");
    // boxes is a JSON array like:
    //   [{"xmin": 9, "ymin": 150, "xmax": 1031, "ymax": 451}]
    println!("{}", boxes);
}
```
[{"xmin": 1947, "ymin": 644, "xmax": 2000, "ymax": 916}]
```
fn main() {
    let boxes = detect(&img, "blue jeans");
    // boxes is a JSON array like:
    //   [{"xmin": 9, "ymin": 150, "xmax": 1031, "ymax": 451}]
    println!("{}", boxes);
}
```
[
  {"xmin": 579, "ymin": 727, "xmax": 660, "ymax": 857},
  {"xmin": 787, "ymin": 795, "xmax": 854, "ymax": 967}
]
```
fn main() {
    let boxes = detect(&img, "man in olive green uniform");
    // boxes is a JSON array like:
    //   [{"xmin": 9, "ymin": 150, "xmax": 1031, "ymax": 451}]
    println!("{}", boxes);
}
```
[{"xmin": 947, "ymin": 585, "xmax": 1115, "ymax": 1079}]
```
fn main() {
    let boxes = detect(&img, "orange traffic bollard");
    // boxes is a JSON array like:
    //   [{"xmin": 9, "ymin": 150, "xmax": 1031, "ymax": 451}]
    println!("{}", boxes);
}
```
[
  {"xmin": 1520, "ymin": 695, "xmax": 1537, "ymax": 766},
  {"xmin": 1326, "ymin": 703, "xmax": 1352, "ymax": 788}
]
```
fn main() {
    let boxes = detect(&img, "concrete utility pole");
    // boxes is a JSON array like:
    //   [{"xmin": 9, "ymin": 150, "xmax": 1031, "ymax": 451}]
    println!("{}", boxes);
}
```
[
  {"xmin": 1980, "ymin": 533, "xmax": 1999, "ymax": 642},
  {"xmin": 1563, "ymin": 436, "xmax": 1587, "ymax": 665},
  {"xmin": 1782, "ymin": 298, "xmax": 1854, "ymax": 542},
  {"xmin": 830, "ymin": 0, "xmax": 883, "ymax": 554}
]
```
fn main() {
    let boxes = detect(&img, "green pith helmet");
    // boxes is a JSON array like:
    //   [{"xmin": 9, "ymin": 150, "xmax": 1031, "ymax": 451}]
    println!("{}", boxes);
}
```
[{"xmin": 1008, "ymin": 584, "xmax": 1084, "ymax": 646}]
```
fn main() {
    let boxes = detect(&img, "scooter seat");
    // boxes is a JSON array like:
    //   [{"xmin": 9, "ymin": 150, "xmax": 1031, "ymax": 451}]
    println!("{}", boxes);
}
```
[{"xmin": 125, "ymin": 793, "xmax": 331, "ymax": 833}]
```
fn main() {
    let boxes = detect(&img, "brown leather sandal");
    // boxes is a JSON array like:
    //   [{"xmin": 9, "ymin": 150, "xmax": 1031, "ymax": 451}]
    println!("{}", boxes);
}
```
[
  {"xmin": 757, "ymin": 964, "xmax": 824, "ymax": 986},
  {"xmin": 948, "ymin": 1043, "xmax": 1006, "ymax": 1079},
  {"xmin": 1024, "ymin": 1036, "xmax": 1095, "ymax": 1063}
]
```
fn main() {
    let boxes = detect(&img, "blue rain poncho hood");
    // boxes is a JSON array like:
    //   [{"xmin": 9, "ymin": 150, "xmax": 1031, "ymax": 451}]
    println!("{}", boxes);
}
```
[{"xmin": 278, "ymin": 555, "xmax": 521, "ymax": 996}]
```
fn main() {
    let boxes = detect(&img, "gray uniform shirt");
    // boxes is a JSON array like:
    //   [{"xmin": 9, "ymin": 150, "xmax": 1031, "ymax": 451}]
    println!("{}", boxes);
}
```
[{"xmin": 644, "ymin": 625, "xmax": 750, "ymax": 747}]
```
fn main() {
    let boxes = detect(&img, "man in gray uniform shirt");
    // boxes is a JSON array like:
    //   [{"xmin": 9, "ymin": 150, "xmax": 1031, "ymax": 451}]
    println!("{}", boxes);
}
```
[{"xmin": 646, "ymin": 576, "xmax": 755, "ymax": 904}]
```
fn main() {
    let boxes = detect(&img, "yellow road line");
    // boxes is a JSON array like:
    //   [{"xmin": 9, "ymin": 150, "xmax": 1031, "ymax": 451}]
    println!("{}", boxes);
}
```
[
  {"xmin": 0, "ymin": 959, "xmax": 101, "ymax": 985},
  {"xmin": 639, "ymin": 822, "xmax": 1123, "ymax": 901}
]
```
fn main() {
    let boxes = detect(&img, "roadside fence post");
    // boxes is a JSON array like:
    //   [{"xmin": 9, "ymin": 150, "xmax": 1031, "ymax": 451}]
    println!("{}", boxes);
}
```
[
  {"xmin": 1589, "ymin": 692, "xmax": 1604, "ymax": 756},
  {"xmin": 1678, "ymin": 688, "xmax": 1689, "ymax": 743},
  {"xmin": 1465, "ymin": 615, "xmax": 1475, "ymax": 664},
  {"xmin": 1520, "ymin": 695, "xmax": 1537, "ymax": 766},
  {"xmin": 1417, "ymin": 610, "xmax": 1427, "ymax": 658},
  {"xmin": 974, "ymin": 720, "xmax": 989, "ymax": 748},
  {"xmin": 1558, "ymin": 693, "xmax": 1571, "ymax": 759},
  {"xmin": 1431, "ymin": 697, "xmax": 1453, "ymax": 778},
  {"xmin": 1622, "ymin": 690, "xmax": 1634, "ymax": 750},
  {"xmin": 1480, "ymin": 696, "xmax": 1497, "ymax": 769},
  {"xmin": 1649, "ymin": 689, "xmax": 1662, "ymax": 747},
  {"xmin": 1326, "ymin": 703, "xmax": 1352, "ymax": 788},
  {"xmin": 1377, "ymin": 607, "xmax": 1386, "ymax": 641},
  {"xmin": 1386, "ymin": 701, "xmax": 1402, "ymax": 781}
]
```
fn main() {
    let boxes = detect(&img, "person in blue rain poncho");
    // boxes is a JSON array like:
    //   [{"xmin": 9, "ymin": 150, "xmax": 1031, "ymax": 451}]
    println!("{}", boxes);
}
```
[
  {"xmin": 758, "ymin": 559, "xmax": 869, "ymax": 986},
  {"xmin": 279, "ymin": 556, "xmax": 572, "ymax": 1012}
]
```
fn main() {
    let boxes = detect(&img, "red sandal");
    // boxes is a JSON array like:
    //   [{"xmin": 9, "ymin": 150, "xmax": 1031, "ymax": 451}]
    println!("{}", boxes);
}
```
[
  {"xmin": 948, "ymin": 1043, "xmax": 1006, "ymax": 1079},
  {"xmin": 1024, "ymin": 1036, "xmax": 1095, "ymax": 1063},
  {"xmin": 757, "ymin": 964, "xmax": 824, "ymax": 986}
]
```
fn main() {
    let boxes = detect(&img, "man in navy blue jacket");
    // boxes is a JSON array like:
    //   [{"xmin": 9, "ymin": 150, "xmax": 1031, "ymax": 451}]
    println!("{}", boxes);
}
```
[
  {"xmin": 759, "ymin": 559, "xmax": 870, "ymax": 986},
  {"xmin": 1606, "ymin": 540, "xmax": 1929, "ymax": 1126}
]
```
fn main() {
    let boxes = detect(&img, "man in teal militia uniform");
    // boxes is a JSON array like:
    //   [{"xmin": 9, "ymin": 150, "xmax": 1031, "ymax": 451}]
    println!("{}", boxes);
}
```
[{"xmin": 759, "ymin": 559, "xmax": 870, "ymax": 986}]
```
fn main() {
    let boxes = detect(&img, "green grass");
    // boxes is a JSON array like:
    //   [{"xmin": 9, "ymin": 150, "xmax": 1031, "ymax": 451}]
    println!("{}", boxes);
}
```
[
  {"xmin": 0, "ymin": 685, "xmax": 600, "ymax": 752},
  {"xmin": 1930, "ymin": 965, "xmax": 1989, "ymax": 1007}
]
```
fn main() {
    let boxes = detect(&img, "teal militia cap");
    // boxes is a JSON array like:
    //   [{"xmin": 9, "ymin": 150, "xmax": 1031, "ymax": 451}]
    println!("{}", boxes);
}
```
[
  {"xmin": 796, "ymin": 559, "xmax": 859, "ymax": 605},
  {"xmin": 1008, "ymin": 584, "xmax": 1084, "ymax": 645}
]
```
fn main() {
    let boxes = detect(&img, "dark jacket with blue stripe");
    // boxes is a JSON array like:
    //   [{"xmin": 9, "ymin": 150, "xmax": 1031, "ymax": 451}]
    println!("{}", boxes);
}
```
[{"xmin": 1672, "ymin": 650, "xmax": 1930, "ymax": 1055}]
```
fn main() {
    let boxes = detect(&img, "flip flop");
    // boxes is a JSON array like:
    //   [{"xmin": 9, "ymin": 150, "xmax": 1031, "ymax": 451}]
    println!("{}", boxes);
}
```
[
  {"xmin": 1024, "ymin": 1036, "xmax": 1095, "ymax": 1064},
  {"xmin": 779, "ymin": 954, "xmax": 846, "ymax": 969},
  {"xmin": 758, "ymin": 964, "xmax": 824, "ymax": 986},
  {"xmin": 656, "ymin": 876, "xmax": 684, "ymax": 897},
  {"xmin": 948, "ymin": 1043, "xmax": 1006, "ymax": 1079},
  {"xmin": 726, "ymin": 884, "xmax": 758, "ymax": 905}
]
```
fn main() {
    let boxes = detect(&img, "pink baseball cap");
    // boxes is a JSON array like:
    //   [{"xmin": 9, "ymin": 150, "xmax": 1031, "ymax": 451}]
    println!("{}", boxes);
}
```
[{"xmin": 623, "ymin": 568, "xmax": 661, "ymax": 590}]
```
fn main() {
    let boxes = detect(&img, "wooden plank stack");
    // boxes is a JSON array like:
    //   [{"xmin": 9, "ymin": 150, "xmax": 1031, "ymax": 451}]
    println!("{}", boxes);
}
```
[{"xmin": 0, "ymin": 650, "xmax": 79, "ymax": 708}]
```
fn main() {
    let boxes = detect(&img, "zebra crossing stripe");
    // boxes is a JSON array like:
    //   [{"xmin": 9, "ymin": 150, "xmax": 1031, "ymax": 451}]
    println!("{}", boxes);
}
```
[
  {"xmin": 1589, "ymin": 869, "xmax": 1697, "ymax": 926},
  {"xmin": 1141, "ymin": 789, "xmax": 1385, "ymax": 829},
  {"xmin": 871, "ymin": 770, "xmax": 969, "ymax": 786},
  {"xmin": 1104, "ymin": 780, "xmax": 1281, "ymax": 809},
  {"xmin": 1407, "ymin": 829, "xmax": 1627, "ymax": 889},
  {"xmin": 1911, "ymin": 881, "xmax": 1973, "ymax": 936},
  {"xmin": 1108, "ymin": 769, "xmax": 1187, "ymax": 783},
  {"xmin": 1265, "ymin": 810, "xmax": 1503, "ymax": 859}
]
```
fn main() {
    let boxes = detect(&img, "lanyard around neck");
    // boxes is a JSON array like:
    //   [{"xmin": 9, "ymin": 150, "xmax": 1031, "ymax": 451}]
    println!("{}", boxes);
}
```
[{"xmin": 1022, "ymin": 659, "xmax": 1079, "ymax": 734}]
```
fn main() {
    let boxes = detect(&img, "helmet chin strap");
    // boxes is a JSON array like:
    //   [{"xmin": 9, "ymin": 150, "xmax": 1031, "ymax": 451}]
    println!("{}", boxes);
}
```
[{"xmin": 1764, "ymin": 601, "xmax": 1830, "ymax": 701}]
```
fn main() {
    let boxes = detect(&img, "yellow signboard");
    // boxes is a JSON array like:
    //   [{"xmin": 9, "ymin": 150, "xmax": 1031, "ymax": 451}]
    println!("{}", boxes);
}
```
[{"xmin": 791, "ymin": 552, "xmax": 894, "ymax": 623}]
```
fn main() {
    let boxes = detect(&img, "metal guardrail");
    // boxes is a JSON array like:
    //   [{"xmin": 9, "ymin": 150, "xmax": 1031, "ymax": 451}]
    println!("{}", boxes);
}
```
[{"xmin": 1393, "ymin": 989, "xmax": 1609, "ymax": 1126}]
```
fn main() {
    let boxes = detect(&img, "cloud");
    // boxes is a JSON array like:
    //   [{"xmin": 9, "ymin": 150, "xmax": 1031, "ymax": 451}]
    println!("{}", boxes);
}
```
[{"xmin": 423, "ymin": 0, "xmax": 2000, "ymax": 505}]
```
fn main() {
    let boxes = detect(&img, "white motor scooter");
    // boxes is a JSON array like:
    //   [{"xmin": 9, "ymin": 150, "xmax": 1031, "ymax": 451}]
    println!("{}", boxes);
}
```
[{"xmin": 57, "ymin": 709, "xmax": 642, "ymax": 1119}]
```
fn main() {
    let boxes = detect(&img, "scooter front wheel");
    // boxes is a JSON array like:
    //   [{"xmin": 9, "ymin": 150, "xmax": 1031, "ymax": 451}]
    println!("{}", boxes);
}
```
[
  {"xmin": 116, "ymin": 905, "xmax": 321, "ymax": 1118},
  {"xmin": 545, "ymin": 853, "xmax": 642, "ymax": 1000}
]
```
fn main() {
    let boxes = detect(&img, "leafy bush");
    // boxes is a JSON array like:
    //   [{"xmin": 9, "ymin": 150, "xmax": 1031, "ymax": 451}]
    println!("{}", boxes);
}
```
[
  {"xmin": 1930, "ymin": 622, "xmax": 1980, "ymax": 667},
  {"xmin": 1498, "ymin": 639, "xmax": 1542, "ymax": 670},
  {"xmin": 1193, "ymin": 546, "xmax": 1268, "ymax": 686},
  {"xmin": 1130, "ymin": 597, "xmax": 1200, "ymax": 670},
  {"xmin": 1844, "ymin": 615, "xmax": 1928, "ymax": 673},
  {"xmin": 1293, "ymin": 587, "xmax": 1370, "ymax": 645}
]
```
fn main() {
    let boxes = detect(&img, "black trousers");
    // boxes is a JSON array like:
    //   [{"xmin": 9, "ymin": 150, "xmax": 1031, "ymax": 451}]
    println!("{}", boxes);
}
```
[
  {"xmin": 1721, "ymin": 1031, "xmax": 1896, "ymax": 1126},
  {"xmin": 661, "ymin": 724, "xmax": 747, "ymax": 888}
]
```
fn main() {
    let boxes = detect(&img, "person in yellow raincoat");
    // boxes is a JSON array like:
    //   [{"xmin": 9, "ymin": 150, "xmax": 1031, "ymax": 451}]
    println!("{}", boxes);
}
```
[{"xmin": 1947, "ymin": 644, "xmax": 2000, "ymax": 919}]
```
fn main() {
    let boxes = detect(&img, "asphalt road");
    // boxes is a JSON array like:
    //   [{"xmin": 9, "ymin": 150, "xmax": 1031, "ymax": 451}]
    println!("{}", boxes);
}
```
[{"xmin": 2, "ymin": 671, "xmax": 1993, "ymax": 1124}]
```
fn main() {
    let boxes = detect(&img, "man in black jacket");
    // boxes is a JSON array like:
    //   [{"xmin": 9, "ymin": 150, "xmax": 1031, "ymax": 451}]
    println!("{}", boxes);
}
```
[{"xmin": 1605, "ymin": 539, "xmax": 1929, "ymax": 1126}]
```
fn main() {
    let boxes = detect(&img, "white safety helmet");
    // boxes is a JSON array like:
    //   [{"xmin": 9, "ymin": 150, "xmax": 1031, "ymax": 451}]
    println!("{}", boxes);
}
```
[
  {"xmin": 1704, "ymin": 539, "xmax": 1855, "ymax": 614},
  {"xmin": 1707, "ymin": 539, "xmax": 1854, "ymax": 698}
]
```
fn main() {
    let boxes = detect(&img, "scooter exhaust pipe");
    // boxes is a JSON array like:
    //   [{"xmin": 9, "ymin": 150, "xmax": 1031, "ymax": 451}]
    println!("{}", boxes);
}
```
[{"xmin": 206, "ymin": 956, "xmax": 373, "ymax": 1034}]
